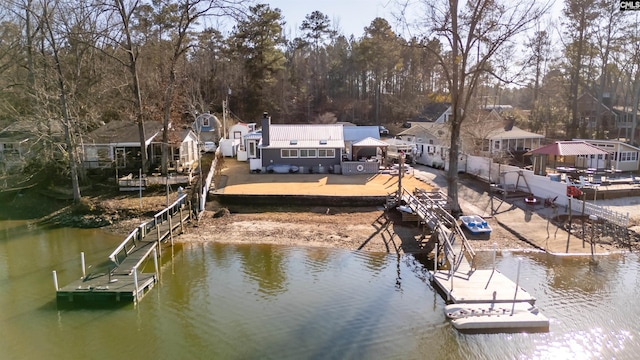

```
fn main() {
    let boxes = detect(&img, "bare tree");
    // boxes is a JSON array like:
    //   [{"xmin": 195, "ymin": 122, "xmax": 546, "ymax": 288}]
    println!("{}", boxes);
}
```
[
  {"xmin": 592, "ymin": 1, "xmax": 625, "ymax": 138},
  {"xmin": 154, "ymin": 0, "xmax": 246, "ymax": 174},
  {"xmin": 407, "ymin": 0, "xmax": 550, "ymax": 215},
  {"xmin": 109, "ymin": 0, "xmax": 151, "ymax": 173},
  {"xmin": 39, "ymin": 0, "xmax": 81, "ymax": 202}
]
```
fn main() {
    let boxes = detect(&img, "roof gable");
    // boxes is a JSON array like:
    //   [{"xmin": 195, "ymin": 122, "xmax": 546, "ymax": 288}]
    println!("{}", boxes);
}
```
[{"xmin": 85, "ymin": 121, "xmax": 163, "ymax": 145}]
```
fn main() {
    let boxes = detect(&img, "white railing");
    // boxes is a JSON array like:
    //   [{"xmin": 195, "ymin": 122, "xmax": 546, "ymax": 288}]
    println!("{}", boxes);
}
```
[{"xmin": 576, "ymin": 200, "xmax": 630, "ymax": 227}]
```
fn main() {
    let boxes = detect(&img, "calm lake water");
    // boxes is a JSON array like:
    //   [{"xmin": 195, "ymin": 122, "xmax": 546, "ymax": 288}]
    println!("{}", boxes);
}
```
[{"xmin": 1, "ymin": 219, "xmax": 639, "ymax": 360}]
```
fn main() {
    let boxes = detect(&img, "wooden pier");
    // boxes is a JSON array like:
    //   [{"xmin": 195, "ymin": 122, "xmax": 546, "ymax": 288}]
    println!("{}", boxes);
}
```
[{"xmin": 55, "ymin": 194, "xmax": 191, "ymax": 306}]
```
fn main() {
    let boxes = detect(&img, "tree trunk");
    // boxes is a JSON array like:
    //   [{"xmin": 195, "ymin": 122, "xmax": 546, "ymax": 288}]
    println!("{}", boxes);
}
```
[
  {"xmin": 116, "ymin": 0, "xmax": 149, "ymax": 173},
  {"xmin": 44, "ymin": 5, "xmax": 81, "ymax": 202}
]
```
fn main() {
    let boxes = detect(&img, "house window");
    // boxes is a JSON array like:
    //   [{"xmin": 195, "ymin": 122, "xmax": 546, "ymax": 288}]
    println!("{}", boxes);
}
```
[
  {"xmin": 300, "ymin": 149, "xmax": 316, "ymax": 158},
  {"xmin": 619, "ymin": 151, "xmax": 638, "ymax": 162},
  {"xmin": 318, "ymin": 149, "xmax": 335, "ymax": 158},
  {"xmin": 493, "ymin": 141, "xmax": 500, "ymax": 150},
  {"xmin": 248, "ymin": 141, "xmax": 256, "ymax": 157},
  {"xmin": 281, "ymin": 149, "xmax": 298, "ymax": 158},
  {"xmin": 202, "ymin": 117, "xmax": 210, "ymax": 127}
]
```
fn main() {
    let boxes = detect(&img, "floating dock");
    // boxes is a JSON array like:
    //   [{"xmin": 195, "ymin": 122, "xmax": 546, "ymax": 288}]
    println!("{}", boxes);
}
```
[
  {"xmin": 390, "ymin": 188, "xmax": 549, "ymax": 333},
  {"xmin": 54, "ymin": 195, "xmax": 190, "ymax": 306}
]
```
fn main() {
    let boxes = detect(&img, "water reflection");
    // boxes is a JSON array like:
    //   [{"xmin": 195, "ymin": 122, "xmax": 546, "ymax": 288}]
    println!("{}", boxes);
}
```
[
  {"xmin": 237, "ymin": 244, "xmax": 288, "ymax": 297},
  {"xmin": 2, "ymin": 220, "xmax": 640, "ymax": 359}
]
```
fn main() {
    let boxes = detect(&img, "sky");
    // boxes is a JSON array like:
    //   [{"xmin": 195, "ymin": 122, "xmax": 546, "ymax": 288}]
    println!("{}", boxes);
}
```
[{"xmin": 265, "ymin": 0, "xmax": 397, "ymax": 38}]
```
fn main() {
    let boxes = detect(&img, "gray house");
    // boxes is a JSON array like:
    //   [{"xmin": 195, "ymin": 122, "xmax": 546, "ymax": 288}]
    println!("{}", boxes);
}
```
[
  {"xmin": 258, "ymin": 116, "xmax": 344, "ymax": 173},
  {"xmin": 81, "ymin": 121, "xmax": 164, "ymax": 170}
]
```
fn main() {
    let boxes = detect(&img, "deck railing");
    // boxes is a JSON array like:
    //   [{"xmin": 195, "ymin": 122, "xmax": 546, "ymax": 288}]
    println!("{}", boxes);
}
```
[
  {"xmin": 108, "ymin": 194, "xmax": 188, "ymax": 266},
  {"xmin": 400, "ymin": 188, "xmax": 476, "ymax": 272}
]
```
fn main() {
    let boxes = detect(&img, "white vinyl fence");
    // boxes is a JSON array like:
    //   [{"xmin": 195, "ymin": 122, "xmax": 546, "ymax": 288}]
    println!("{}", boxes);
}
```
[{"xmin": 462, "ymin": 155, "xmax": 629, "ymax": 228}]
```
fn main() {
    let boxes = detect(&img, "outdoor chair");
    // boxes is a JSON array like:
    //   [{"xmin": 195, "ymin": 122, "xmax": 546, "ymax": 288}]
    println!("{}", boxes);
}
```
[{"xmin": 632, "ymin": 175, "xmax": 640, "ymax": 185}]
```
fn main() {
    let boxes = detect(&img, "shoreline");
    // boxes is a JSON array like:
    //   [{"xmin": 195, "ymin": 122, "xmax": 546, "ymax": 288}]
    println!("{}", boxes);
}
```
[{"xmin": 171, "ymin": 207, "xmax": 538, "ymax": 254}]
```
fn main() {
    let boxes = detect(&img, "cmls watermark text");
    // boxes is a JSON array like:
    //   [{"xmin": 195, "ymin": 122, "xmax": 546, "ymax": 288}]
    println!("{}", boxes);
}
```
[{"xmin": 620, "ymin": 0, "xmax": 640, "ymax": 10}]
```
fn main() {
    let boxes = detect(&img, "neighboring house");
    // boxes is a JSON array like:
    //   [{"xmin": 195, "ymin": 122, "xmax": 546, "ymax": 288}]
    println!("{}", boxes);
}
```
[
  {"xmin": 151, "ymin": 128, "xmax": 199, "ymax": 172},
  {"xmin": 0, "ymin": 131, "xmax": 30, "ymax": 172},
  {"xmin": 527, "ymin": 140, "xmax": 610, "ymax": 175},
  {"xmin": 193, "ymin": 113, "xmax": 222, "ymax": 143},
  {"xmin": 576, "ymin": 139, "xmax": 640, "ymax": 172},
  {"xmin": 481, "ymin": 125, "xmax": 544, "ymax": 158},
  {"xmin": 408, "ymin": 102, "xmax": 450, "ymax": 124},
  {"xmin": 0, "ymin": 119, "xmax": 64, "ymax": 172},
  {"xmin": 396, "ymin": 122, "xmax": 450, "ymax": 168},
  {"xmin": 612, "ymin": 106, "xmax": 639, "ymax": 141},
  {"xmin": 221, "ymin": 122, "xmax": 256, "ymax": 158},
  {"xmin": 576, "ymin": 93, "xmax": 617, "ymax": 134},
  {"xmin": 434, "ymin": 106, "xmax": 454, "ymax": 123},
  {"xmin": 256, "ymin": 116, "xmax": 344, "ymax": 173},
  {"xmin": 81, "ymin": 121, "xmax": 164, "ymax": 170},
  {"xmin": 399, "ymin": 108, "xmax": 544, "ymax": 166},
  {"xmin": 397, "ymin": 122, "xmax": 449, "ymax": 145}
]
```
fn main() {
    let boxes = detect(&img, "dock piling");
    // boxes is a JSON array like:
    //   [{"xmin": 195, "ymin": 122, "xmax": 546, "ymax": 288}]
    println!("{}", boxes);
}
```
[
  {"xmin": 434, "ymin": 243, "xmax": 438, "ymax": 276},
  {"xmin": 81, "ymin": 252, "xmax": 86, "ymax": 279},
  {"xmin": 153, "ymin": 247, "xmax": 159, "ymax": 280},
  {"xmin": 53, "ymin": 270, "xmax": 59, "ymax": 291},
  {"xmin": 511, "ymin": 258, "xmax": 522, "ymax": 316},
  {"xmin": 133, "ymin": 266, "xmax": 139, "ymax": 301},
  {"xmin": 492, "ymin": 243, "xmax": 497, "ymax": 271}
]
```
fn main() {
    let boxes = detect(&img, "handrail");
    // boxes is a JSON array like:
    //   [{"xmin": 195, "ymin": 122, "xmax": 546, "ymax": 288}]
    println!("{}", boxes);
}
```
[
  {"xmin": 109, "ymin": 227, "xmax": 140, "ymax": 265},
  {"xmin": 109, "ymin": 193, "xmax": 188, "ymax": 266},
  {"xmin": 400, "ymin": 188, "xmax": 476, "ymax": 272}
]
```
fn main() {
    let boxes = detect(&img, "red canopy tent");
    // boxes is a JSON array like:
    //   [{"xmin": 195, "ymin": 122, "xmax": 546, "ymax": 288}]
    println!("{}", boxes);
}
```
[{"xmin": 526, "ymin": 141, "xmax": 609, "ymax": 175}]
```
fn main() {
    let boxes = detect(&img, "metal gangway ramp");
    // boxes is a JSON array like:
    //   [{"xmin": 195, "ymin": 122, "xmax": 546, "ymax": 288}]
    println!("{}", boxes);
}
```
[{"xmin": 394, "ymin": 188, "xmax": 536, "ymax": 305}]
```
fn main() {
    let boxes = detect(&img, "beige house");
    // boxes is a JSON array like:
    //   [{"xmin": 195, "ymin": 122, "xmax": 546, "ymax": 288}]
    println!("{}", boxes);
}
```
[{"xmin": 577, "ymin": 139, "xmax": 640, "ymax": 172}]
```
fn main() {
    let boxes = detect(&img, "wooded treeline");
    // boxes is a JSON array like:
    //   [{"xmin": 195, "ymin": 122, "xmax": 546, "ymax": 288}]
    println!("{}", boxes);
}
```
[{"xmin": 0, "ymin": 0, "xmax": 638, "ymax": 210}]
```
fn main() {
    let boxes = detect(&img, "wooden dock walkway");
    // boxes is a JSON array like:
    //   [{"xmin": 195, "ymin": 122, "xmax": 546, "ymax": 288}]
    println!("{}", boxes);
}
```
[
  {"xmin": 392, "ymin": 188, "xmax": 537, "ymax": 305},
  {"xmin": 55, "ymin": 195, "xmax": 190, "ymax": 306}
]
